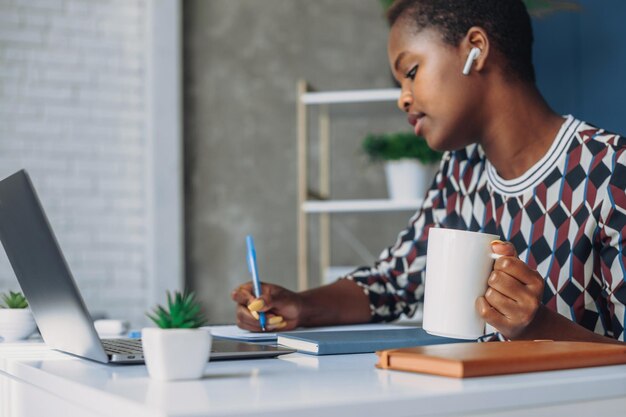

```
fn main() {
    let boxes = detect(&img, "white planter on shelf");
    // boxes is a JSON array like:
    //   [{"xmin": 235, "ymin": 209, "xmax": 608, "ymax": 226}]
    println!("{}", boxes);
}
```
[
  {"xmin": 0, "ymin": 308, "xmax": 37, "ymax": 342},
  {"xmin": 141, "ymin": 327, "xmax": 212, "ymax": 381},
  {"xmin": 384, "ymin": 159, "xmax": 437, "ymax": 201}
]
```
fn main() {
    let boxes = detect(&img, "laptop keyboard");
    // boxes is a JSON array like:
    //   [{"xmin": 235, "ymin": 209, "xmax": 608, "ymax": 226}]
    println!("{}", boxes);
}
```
[{"xmin": 101, "ymin": 338, "xmax": 143, "ymax": 355}]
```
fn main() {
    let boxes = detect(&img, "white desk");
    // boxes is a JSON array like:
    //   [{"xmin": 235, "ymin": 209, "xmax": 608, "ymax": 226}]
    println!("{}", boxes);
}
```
[{"xmin": 1, "ymin": 342, "xmax": 626, "ymax": 417}]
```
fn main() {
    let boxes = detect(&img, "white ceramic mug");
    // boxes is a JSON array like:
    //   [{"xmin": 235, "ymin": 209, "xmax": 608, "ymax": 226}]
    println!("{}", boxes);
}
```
[{"xmin": 422, "ymin": 228, "xmax": 501, "ymax": 340}]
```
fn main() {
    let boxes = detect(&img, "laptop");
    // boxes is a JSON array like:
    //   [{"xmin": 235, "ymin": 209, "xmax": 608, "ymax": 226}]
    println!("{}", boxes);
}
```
[{"xmin": 0, "ymin": 170, "xmax": 294, "ymax": 363}]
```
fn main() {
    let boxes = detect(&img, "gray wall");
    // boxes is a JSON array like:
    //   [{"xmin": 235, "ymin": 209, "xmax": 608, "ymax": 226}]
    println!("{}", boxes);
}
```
[
  {"xmin": 0, "ymin": 0, "xmax": 151, "ymax": 327},
  {"xmin": 184, "ymin": 0, "xmax": 412, "ymax": 323}
]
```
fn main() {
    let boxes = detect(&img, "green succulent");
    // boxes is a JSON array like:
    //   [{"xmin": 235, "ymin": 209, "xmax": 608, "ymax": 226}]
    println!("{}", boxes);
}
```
[
  {"xmin": 363, "ymin": 132, "xmax": 442, "ymax": 164},
  {"xmin": 147, "ymin": 291, "xmax": 207, "ymax": 329},
  {"xmin": 1, "ymin": 291, "xmax": 28, "ymax": 309}
]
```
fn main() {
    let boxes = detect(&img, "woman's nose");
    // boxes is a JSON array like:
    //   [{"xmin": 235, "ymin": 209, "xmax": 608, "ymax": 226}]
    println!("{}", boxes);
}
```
[{"xmin": 397, "ymin": 90, "xmax": 413, "ymax": 112}]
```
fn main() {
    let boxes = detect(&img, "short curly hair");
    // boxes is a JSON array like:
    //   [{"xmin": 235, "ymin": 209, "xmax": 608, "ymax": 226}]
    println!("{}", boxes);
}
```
[{"xmin": 387, "ymin": 0, "xmax": 535, "ymax": 83}]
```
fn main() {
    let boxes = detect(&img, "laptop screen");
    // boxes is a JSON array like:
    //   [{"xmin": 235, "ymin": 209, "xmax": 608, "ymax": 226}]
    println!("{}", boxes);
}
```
[
  {"xmin": 0, "ymin": 170, "xmax": 295, "ymax": 364},
  {"xmin": 0, "ymin": 170, "xmax": 109, "ymax": 362}
]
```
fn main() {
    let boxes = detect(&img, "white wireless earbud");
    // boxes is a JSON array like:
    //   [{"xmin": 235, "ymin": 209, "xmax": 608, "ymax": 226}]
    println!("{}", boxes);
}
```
[{"xmin": 462, "ymin": 47, "xmax": 482, "ymax": 75}]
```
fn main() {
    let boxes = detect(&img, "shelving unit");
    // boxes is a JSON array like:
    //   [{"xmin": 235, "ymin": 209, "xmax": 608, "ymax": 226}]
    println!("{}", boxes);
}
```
[
  {"xmin": 297, "ymin": 80, "xmax": 423, "ymax": 291},
  {"xmin": 302, "ymin": 199, "xmax": 423, "ymax": 214}
]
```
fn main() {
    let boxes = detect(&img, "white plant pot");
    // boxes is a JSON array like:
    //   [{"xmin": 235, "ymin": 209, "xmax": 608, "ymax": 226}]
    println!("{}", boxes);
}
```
[
  {"xmin": 141, "ymin": 327, "xmax": 212, "ymax": 381},
  {"xmin": 0, "ymin": 308, "xmax": 37, "ymax": 342},
  {"xmin": 384, "ymin": 159, "xmax": 437, "ymax": 201}
]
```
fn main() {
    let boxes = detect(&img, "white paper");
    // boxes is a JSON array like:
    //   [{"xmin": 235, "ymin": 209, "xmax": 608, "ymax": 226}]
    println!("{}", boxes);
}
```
[
  {"xmin": 203, "ymin": 325, "xmax": 276, "ymax": 341},
  {"xmin": 204, "ymin": 323, "xmax": 414, "ymax": 342}
]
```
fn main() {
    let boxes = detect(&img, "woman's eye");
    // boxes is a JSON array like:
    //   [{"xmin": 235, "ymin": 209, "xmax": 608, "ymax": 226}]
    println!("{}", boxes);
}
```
[{"xmin": 405, "ymin": 65, "xmax": 418, "ymax": 80}]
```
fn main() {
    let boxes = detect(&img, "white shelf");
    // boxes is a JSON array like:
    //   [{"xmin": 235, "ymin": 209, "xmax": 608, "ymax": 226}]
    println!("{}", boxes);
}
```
[
  {"xmin": 297, "ymin": 82, "xmax": 410, "ymax": 290},
  {"xmin": 302, "ymin": 199, "xmax": 423, "ymax": 213},
  {"xmin": 301, "ymin": 88, "xmax": 400, "ymax": 105}
]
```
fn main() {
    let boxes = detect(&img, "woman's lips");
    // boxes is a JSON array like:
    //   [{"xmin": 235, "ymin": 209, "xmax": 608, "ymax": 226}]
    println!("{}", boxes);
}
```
[{"xmin": 408, "ymin": 113, "xmax": 426, "ymax": 136}]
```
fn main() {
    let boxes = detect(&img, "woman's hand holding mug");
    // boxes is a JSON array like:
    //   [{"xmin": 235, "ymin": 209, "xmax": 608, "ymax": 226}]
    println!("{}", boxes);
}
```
[{"xmin": 477, "ymin": 241, "xmax": 545, "ymax": 339}]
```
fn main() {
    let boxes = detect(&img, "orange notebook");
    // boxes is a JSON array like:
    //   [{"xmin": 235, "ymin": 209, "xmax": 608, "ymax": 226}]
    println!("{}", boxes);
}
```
[{"xmin": 376, "ymin": 340, "xmax": 626, "ymax": 378}]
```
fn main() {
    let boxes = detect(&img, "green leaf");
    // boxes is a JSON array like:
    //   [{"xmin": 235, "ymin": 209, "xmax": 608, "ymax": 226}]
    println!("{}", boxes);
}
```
[
  {"xmin": 146, "ymin": 312, "xmax": 161, "ymax": 327},
  {"xmin": 362, "ymin": 132, "xmax": 443, "ymax": 164},
  {"xmin": 145, "ymin": 290, "xmax": 207, "ymax": 329},
  {"xmin": 0, "ymin": 291, "xmax": 28, "ymax": 309},
  {"xmin": 167, "ymin": 291, "xmax": 174, "ymax": 313}
]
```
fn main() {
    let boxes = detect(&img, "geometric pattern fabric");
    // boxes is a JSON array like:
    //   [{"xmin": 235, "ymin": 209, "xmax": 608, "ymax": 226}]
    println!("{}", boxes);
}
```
[{"xmin": 347, "ymin": 116, "xmax": 626, "ymax": 341}]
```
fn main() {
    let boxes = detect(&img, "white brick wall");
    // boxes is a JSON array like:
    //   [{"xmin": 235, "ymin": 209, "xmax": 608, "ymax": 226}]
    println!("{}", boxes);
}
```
[{"xmin": 0, "ymin": 0, "xmax": 150, "ymax": 327}]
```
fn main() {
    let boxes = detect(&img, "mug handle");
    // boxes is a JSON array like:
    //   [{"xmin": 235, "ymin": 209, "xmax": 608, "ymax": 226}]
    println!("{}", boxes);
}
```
[{"xmin": 490, "ymin": 253, "xmax": 504, "ymax": 260}]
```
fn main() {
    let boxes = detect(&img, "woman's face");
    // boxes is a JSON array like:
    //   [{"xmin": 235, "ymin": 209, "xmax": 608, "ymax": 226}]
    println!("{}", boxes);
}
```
[{"xmin": 388, "ymin": 21, "xmax": 483, "ymax": 151}]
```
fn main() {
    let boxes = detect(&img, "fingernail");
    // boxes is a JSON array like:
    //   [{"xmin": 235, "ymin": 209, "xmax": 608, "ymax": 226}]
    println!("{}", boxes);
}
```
[
  {"xmin": 251, "ymin": 310, "xmax": 259, "ymax": 320},
  {"xmin": 268, "ymin": 321, "xmax": 287, "ymax": 330},
  {"xmin": 247, "ymin": 299, "xmax": 265, "ymax": 312},
  {"xmin": 490, "ymin": 240, "xmax": 505, "ymax": 245},
  {"xmin": 268, "ymin": 316, "xmax": 283, "ymax": 325}
]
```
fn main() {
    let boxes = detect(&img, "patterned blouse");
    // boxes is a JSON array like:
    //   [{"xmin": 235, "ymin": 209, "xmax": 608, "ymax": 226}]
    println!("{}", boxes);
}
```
[{"xmin": 345, "ymin": 115, "xmax": 626, "ymax": 341}]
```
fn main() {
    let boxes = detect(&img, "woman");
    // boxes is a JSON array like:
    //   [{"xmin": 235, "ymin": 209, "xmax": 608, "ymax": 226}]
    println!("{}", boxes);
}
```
[{"xmin": 231, "ymin": 0, "xmax": 626, "ymax": 344}]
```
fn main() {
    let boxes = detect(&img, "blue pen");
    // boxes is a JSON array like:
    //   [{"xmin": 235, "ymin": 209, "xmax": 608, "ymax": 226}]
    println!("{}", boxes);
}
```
[{"xmin": 246, "ymin": 235, "xmax": 267, "ymax": 331}]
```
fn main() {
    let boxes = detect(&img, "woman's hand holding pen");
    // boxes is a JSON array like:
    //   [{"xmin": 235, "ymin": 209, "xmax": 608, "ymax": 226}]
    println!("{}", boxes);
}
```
[
  {"xmin": 231, "ymin": 282, "xmax": 303, "ymax": 332},
  {"xmin": 476, "ymin": 241, "xmax": 546, "ymax": 339}
]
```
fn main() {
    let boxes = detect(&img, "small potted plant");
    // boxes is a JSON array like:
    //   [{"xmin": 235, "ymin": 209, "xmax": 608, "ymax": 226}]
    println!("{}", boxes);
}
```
[
  {"xmin": 142, "ymin": 291, "xmax": 210, "ymax": 381},
  {"xmin": 0, "ymin": 291, "xmax": 37, "ymax": 342},
  {"xmin": 362, "ymin": 132, "xmax": 442, "ymax": 200}
]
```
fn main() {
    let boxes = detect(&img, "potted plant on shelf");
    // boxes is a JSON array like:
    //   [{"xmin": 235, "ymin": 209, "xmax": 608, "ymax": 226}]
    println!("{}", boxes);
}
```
[
  {"xmin": 0, "ymin": 291, "xmax": 37, "ymax": 342},
  {"xmin": 143, "ymin": 291, "xmax": 210, "ymax": 381},
  {"xmin": 363, "ymin": 132, "xmax": 442, "ymax": 200}
]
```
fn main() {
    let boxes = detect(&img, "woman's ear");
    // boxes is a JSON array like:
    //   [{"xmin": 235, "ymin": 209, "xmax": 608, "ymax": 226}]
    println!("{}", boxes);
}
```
[{"xmin": 462, "ymin": 26, "xmax": 490, "ymax": 74}]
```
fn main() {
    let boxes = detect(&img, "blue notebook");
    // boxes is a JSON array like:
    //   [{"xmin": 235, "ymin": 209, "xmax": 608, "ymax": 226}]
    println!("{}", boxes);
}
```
[{"xmin": 276, "ymin": 327, "xmax": 466, "ymax": 355}]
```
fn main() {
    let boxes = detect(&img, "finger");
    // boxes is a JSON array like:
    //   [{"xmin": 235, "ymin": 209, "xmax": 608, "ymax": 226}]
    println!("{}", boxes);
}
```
[
  {"xmin": 487, "ymin": 270, "xmax": 526, "ymax": 301},
  {"xmin": 484, "ymin": 287, "xmax": 517, "ymax": 318},
  {"xmin": 247, "ymin": 298, "xmax": 266, "ymax": 312},
  {"xmin": 476, "ymin": 296, "xmax": 508, "ymax": 331},
  {"xmin": 267, "ymin": 315, "xmax": 284, "ymax": 325},
  {"xmin": 247, "ymin": 311, "xmax": 285, "ymax": 327},
  {"xmin": 268, "ymin": 316, "xmax": 300, "ymax": 332},
  {"xmin": 267, "ymin": 321, "xmax": 288, "ymax": 331},
  {"xmin": 493, "ymin": 257, "xmax": 543, "ymax": 287},
  {"xmin": 231, "ymin": 283, "xmax": 255, "ymax": 305},
  {"xmin": 250, "ymin": 310, "xmax": 284, "ymax": 323},
  {"xmin": 236, "ymin": 305, "xmax": 263, "ymax": 331},
  {"xmin": 248, "ymin": 298, "xmax": 277, "ymax": 314},
  {"xmin": 491, "ymin": 240, "xmax": 517, "ymax": 257}
]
